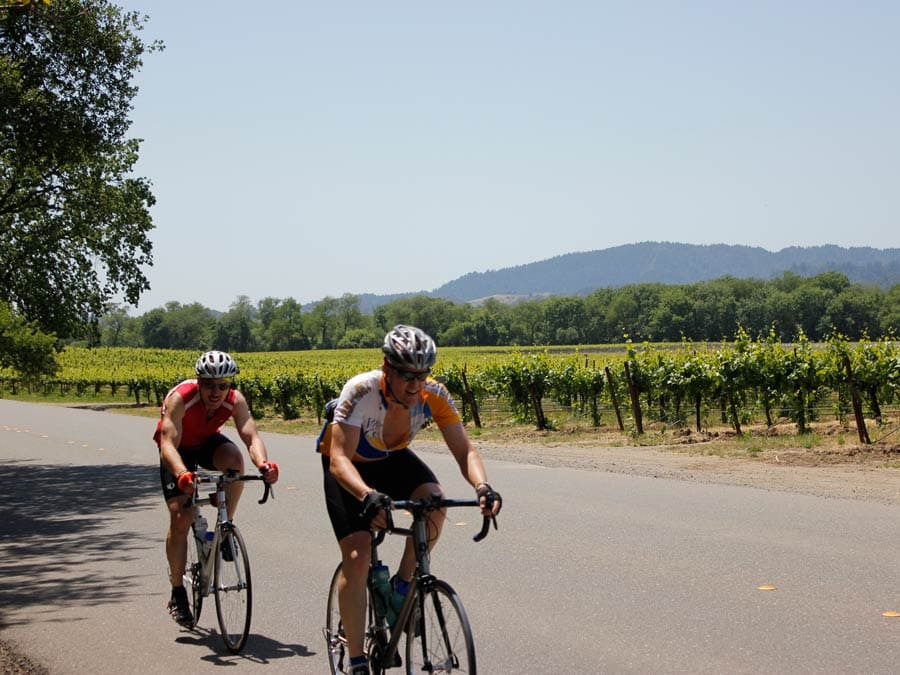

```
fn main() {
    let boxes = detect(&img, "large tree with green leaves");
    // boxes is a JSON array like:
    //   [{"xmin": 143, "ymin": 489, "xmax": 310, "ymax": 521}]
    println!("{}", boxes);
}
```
[{"xmin": 0, "ymin": 0, "xmax": 159, "ymax": 338}]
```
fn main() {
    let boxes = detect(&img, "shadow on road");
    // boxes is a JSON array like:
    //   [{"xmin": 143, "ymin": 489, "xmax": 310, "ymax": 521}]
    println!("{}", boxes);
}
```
[
  {"xmin": 175, "ymin": 625, "xmax": 317, "ymax": 664},
  {"xmin": 0, "ymin": 458, "xmax": 159, "ymax": 629}
]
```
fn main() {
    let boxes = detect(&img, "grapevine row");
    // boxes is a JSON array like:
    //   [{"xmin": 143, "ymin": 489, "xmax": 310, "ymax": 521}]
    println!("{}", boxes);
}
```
[{"xmin": 1, "ymin": 332, "xmax": 897, "ymax": 439}]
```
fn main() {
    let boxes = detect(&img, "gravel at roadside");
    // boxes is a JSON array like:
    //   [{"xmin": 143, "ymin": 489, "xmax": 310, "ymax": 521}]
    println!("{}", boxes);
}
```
[
  {"xmin": 0, "ymin": 640, "xmax": 48, "ymax": 675},
  {"xmin": 415, "ymin": 435, "xmax": 900, "ymax": 506}
]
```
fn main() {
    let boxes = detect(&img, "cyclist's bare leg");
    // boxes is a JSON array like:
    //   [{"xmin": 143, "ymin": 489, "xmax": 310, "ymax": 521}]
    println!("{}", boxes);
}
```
[
  {"xmin": 338, "ymin": 530, "xmax": 372, "ymax": 660},
  {"xmin": 397, "ymin": 482, "xmax": 446, "ymax": 581},
  {"xmin": 212, "ymin": 442, "xmax": 244, "ymax": 520},
  {"xmin": 166, "ymin": 495, "xmax": 194, "ymax": 586}
]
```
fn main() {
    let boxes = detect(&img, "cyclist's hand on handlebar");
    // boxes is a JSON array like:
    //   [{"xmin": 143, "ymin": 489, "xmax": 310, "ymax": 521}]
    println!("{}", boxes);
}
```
[
  {"xmin": 259, "ymin": 461, "xmax": 279, "ymax": 483},
  {"xmin": 177, "ymin": 470, "xmax": 195, "ymax": 495},
  {"xmin": 360, "ymin": 490, "xmax": 390, "ymax": 529},
  {"xmin": 476, "ymin": 482, "xmax": 502, "ymax": 517}
]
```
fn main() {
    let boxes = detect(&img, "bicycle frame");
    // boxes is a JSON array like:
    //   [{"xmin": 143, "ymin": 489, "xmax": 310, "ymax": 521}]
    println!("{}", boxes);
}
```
[{"xmin": 189, "ymin": 476, "xmax": 245, "ymax": 597}]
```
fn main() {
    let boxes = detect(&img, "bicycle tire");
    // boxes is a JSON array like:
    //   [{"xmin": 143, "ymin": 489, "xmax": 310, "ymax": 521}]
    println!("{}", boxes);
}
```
[
  {"xmin": 325, "ymin": 562, "xmax": 347, "ymax": 674},
  {"xmin": 405, "ymin": 579, "xmax": 475, "ymax": 674},
  {"xmin": 183, "ymin": 529, "xmax": 204, "ymax": 627},
  {"xmin": 214, "ymin": 525, "xmax": 252, "ymax": 653}
]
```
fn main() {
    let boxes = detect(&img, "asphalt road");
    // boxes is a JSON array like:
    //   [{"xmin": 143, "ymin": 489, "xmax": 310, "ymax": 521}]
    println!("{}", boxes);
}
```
[{"xmin": 3, "ymin": 399, "xmax": 900, "ymax": 673}]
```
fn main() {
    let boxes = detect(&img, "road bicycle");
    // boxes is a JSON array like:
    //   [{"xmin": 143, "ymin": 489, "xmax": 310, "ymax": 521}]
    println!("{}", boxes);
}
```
[
  {"xmin": 182, "ymin": 469, "xmax": 274, "ymax": 653},
  {"xmin": 324, "ymin": 493, "xmax": 497, "ymax": 674}
]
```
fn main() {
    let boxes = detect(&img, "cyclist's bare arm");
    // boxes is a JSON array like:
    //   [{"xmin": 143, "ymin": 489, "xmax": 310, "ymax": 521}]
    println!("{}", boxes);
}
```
[
  {"xmin": 329, "ymin": 421, "xmax": 375, "ymax": 500},
  {"xmin": 158, "ymin": 391, "xmax": 188, "ymax": 478},
  {"xmin": 440, "ymin": 421, "xmax": 499, "ymax": 517},
  {"xmin": 230, "ymin": 391, "xmax": 270, "ymax": 472}
]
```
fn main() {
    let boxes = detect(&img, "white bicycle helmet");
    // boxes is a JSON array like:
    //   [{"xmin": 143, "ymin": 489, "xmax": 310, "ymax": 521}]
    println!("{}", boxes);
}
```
[
  {"xmin": 195, "ymin": 350, "xmax": 239, "ymax": 378},
  {"xmin": 382, "ymin": 325, "xmax": 437, "ymax": 371}
]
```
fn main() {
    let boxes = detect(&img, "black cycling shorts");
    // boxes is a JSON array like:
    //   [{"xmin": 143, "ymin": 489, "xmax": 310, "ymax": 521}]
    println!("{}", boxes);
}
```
[
  {"xmin": 159, "ymin": 432, "xmax": 233, "ymax": 501},
  {"xmin": 321, "ymin": 449, "xmax": 439, "ymax": 541}
]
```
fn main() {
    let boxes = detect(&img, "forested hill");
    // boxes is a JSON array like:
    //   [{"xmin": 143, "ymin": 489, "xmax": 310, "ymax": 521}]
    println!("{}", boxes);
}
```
[
  {"xmin": 432, "ymin": 242, "xmax": 900, "ymax": 302},
  {"xmin": 344, "ymin": 243, "xmax": 900, "ymax": 312}
]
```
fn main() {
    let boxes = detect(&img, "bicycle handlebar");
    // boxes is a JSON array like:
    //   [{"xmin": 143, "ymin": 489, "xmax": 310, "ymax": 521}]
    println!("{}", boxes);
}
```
[
  {"xmin": 188, "ymin": 469, "xmax": 275, "ymax": 505},
  {"xmin": 377, "ymin": 494, "xmax": 497, "ymax": 543}
]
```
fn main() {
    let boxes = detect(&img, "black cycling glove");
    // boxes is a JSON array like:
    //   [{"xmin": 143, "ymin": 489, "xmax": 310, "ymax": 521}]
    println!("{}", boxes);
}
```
[
  {"xmin": 476, "ymin": 482, "xmax": 502, "ymax": 514},
  {"xmin": 360, "ymin": 490, "xmax": 390, "ymax": 522}
]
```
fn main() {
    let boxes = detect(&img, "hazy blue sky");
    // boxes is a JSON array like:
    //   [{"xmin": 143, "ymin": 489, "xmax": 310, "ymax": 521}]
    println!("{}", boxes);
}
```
[{"xmin": 119, "ymin": 1, "xmax": 899, "ymax": 313}]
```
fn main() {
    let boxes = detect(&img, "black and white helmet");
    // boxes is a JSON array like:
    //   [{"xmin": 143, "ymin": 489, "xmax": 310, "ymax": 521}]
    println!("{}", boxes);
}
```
[
  {"xmin": 195, "ymin": 350, "xmax": 239, "ymax": 378},
  {"xmin": 382, "ymin": 325, "xmax": 437, "ymax": 371}
]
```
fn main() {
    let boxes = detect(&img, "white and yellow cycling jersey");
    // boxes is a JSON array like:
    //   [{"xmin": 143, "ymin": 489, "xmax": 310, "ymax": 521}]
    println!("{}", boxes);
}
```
[{"xmin": 317, "ymin": 369, "xmax": 461, "ymax": 461}]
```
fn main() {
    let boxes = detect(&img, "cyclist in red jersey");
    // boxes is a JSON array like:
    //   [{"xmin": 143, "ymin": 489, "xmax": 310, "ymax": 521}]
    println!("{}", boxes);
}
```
[{"xmin": 154, "ymin": 350, "xmax": 279, "ymax": 627}]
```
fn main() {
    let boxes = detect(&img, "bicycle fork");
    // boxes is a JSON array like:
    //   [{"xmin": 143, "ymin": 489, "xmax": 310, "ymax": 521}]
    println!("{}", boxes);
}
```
[
  {"xmin": 212, "ymin": 485, "xmax": 245, "ymax": 593},
  {"xmin": 214, "ymin": 523, "xmax": 247, "ymax": 594},
  {"xmin": 376, "ymin": 574, "xmax": 461, "ymax": 673}
]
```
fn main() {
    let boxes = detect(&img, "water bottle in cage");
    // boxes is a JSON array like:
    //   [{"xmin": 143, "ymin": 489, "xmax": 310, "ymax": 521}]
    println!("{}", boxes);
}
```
[{"xmin": 194, "ymin": 511, "xmax": 211, "ymax": 557}]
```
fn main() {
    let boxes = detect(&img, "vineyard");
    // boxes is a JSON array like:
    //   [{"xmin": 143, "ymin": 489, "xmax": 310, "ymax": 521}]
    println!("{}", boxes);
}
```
[{"xmin": 1, "ymin": 331, "xmax": 898, "ymax": 441}]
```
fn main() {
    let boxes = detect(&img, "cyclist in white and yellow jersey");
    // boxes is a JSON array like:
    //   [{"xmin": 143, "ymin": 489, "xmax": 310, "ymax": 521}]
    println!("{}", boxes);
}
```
[{"xmin": 316, "ymin": 325, "xmax": 502, "ymax": 675}]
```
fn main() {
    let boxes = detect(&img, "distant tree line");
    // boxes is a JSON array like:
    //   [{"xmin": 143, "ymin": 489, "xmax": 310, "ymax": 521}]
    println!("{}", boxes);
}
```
[{"xmin": 83, "ymin": 271, "xmax": 898, "ymax": 352}]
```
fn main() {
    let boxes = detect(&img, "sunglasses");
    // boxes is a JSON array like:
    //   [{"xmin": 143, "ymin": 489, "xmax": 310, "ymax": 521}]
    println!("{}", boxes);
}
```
[
  {"xmin": 201, "ymin": 381, "xmax": 232, "ymax": 392},
  {"xmin": 394, "ymin": 367, "xmax": 430, "ymax": 382}
]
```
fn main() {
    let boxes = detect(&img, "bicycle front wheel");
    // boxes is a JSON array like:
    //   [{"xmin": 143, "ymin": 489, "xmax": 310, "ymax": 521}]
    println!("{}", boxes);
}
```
[
  {"xmin": 182, "ymin": 531, "xmax": 204, "ymax": 626},
  {"xmin": 325, "ymin": 562, "xmax": 347, "ymax": 675},
  {"xmin": 214, "ymin": 525, "xmax": 252, "ymax": 653},
  {"xmin": 405, "ymin": 579, "xmax": 475, "ymax": 674}
]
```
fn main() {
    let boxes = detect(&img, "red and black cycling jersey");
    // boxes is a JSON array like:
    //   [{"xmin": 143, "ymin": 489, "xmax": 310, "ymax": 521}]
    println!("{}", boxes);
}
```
[{"xmin": 152, "ymin": 379, "xmax": 236, "ymax": 449}]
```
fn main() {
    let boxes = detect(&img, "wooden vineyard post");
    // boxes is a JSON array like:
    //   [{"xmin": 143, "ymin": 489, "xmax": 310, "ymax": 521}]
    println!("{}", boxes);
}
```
[{"xmin": 461, "ymin": 366, "xmax": 482, "ymax": 428}]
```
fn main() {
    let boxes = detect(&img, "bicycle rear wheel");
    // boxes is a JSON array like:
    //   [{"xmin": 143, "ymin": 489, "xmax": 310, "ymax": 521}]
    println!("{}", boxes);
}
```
[
  {"xmin": 182, "ymin": 529, "xmax": 204, "ymax": 626},
  {"xmin": 405, "ymin": 580, "xmax": 475, "ymax": 674},
  {"xmin": 325, "ymin": 562, "xmax": 348, "ymax": 674},
  {"xmin": 214, "ymin": 525, "xmax": 252, "ymax": 653}
]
